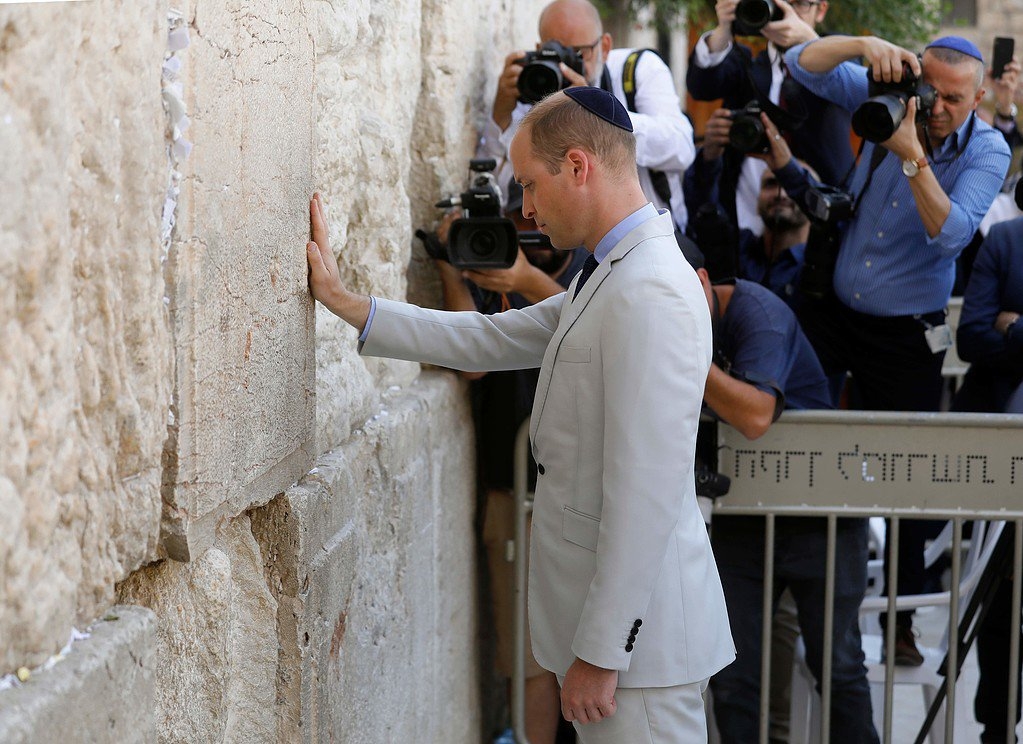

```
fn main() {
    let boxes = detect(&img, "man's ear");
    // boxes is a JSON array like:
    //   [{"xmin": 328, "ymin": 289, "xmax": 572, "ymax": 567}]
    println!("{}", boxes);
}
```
[
  {"xmin": 565, "ymin": 147, "xmax": 592, "ymax": 182},
  {"xmin": 600, "ymin": 32, "xmax": 613, "ymax": 58},
  {"xmin": 815, "ymin": 1, "xmax": 828, "ymax": 24}
]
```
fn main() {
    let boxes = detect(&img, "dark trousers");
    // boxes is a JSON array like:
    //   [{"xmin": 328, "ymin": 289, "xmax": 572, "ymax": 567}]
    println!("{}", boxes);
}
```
[
  {"xmin": 710, "ymin": 518, "xmax": 879, "ymax": 744},
  {"xmin": 976, "ymin": 523, "xmax": 1023, "ymax": 743},
  {"xmin": 799, "ymin": 294, "xmax": 947, "ymax": 629}
]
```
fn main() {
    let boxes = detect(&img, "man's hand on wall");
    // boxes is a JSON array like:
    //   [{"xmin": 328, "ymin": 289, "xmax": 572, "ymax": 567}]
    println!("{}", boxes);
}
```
[{"xmin": 307, "ymin": 193, "xmax": 372, "ymax": 330}]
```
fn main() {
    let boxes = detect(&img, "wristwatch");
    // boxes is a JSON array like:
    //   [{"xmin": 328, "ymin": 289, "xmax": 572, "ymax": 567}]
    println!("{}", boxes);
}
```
[
  {"xmin": 902, "ymin": 156, "xmax": 929, "ymax": 178},
  {"xmin": 996, "ymin": 102, "xmax": 1018, "ymax": 120}
]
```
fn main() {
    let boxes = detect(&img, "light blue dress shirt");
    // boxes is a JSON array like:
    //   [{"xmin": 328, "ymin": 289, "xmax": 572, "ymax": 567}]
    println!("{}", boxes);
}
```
[{"xmin": 785, "ymin": 40, "xmax": 1011, "ymax": 316}]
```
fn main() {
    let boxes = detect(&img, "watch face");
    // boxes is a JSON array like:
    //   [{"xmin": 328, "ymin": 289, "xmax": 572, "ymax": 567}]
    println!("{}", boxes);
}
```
[{"xmin": 902, "ymin": 159, "xmax": 919, "ymax": 177}]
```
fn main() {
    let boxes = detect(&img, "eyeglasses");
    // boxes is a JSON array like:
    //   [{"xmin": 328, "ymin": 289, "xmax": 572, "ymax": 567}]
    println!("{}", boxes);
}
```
[
  {"xmin": 570, "ymin": 37, "xmax": 602, "ymax": 60},
  {"xmin": 790, "ymin": 0, "xmax": 821, "ymax": 9}
]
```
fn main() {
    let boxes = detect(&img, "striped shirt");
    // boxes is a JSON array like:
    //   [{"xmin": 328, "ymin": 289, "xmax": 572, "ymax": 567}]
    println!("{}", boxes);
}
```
[{"xmin": 785, "ymin": 40, "xmax": 1011, "ymax": 316}]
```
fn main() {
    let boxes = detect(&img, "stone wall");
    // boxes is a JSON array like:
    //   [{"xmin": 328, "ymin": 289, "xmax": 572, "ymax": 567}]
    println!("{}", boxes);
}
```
[{"xmin": 1, "ymin": 0, "xmax": 546, "ymax": 741}]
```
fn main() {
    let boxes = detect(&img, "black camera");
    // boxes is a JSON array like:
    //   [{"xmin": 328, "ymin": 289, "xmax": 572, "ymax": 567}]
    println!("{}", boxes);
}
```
[
  {"xmin": 729, "ymin": 102, "xmax": 770, "ymax": 154},
  {"xmin": 695, "ymin": 467, "xmax": 731, "ymax": 498},
  {"xmin": 734, "ymin": 0, "xmax": 783, "ymax": 34},
  {"xmin": 804, "ymin": 183, "xmax": 854, "ymax": 225},
  {"xmin": 518, "ymin": 41, "xmax": 586, "ymax": 104},
  {"xmin": 851, "ymin": 63, "xmax": 937, "ymax": 143},
  {"xmin": 420, "ymin": 159, "xmax": 518, "ymax": 270}
]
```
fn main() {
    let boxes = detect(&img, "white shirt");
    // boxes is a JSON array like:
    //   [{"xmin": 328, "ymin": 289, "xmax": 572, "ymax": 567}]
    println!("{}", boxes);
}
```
[{"xmin": 481, "ymin": 47, "xmax": 696, "ymax": 232}]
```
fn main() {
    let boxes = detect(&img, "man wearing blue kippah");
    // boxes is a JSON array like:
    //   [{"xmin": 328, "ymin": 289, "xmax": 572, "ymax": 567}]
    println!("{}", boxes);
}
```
[
  {"xmin": 307, "ymin": 87, "xmax": 734, "ymax": 743},
  {"xmin": 784, "ymin": 34, "xmax": 1011, "ymax": 664}
]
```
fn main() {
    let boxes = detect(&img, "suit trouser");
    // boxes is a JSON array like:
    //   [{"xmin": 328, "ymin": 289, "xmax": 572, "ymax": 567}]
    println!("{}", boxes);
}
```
[
  {"xmin": 799, "ymin": 294, "xmax": 947, "ymax": 630},
  {"xmin": 556, "ymin": 676, "xmax": 709, "ymax": 744}
]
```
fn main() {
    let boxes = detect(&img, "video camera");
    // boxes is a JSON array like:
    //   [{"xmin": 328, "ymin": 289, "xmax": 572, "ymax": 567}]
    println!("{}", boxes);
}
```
[
  {"xmin": 852, "ymin": 61, "xmax": 937, "ymax": 143},
  {"xmin": 416, "ymin": 159, "xmax": 518, "ymax": 270},
  {"xmin": 517, "ymin": 41, "xmax": 585, "ymax": 104}
]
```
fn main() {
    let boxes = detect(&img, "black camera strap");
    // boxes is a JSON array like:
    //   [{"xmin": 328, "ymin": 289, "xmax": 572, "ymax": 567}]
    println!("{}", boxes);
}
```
[{"xmin": 744, "ymin": 48, "xmax": 809, "ymax": 133}]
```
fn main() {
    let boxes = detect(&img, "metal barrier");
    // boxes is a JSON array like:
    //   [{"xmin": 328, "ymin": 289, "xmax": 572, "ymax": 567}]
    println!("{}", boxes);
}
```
[
  {"xmin": 508, "ymin": 411, "xmax": 1023, "ymax": 743},
  {"xmin": 715, "ymin": 410, "xmax": 1023, "ymax": 744}
]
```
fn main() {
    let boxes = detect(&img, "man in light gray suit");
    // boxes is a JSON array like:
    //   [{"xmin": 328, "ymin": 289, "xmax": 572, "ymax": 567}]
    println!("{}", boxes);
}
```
[{"xmin": 306, "ymin": 87, "xmax": 734, "ymax": 742}]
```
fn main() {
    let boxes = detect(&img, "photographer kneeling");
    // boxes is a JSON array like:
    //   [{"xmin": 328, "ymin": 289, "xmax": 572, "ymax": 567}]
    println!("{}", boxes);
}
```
[{"xmin": 784, "ymin": 34, "xmax": 1011, "ymax": 663}]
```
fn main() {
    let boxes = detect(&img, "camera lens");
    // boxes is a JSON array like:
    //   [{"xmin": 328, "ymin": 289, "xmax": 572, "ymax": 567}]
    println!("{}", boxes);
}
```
[
  {"xmin": 467, "ymin": 228, "xmax": 497, "ymax": 259},
  {"xmin": 729, "ymin": 115, "xmax": 767, "ymax": 154},
  {"xmin": 735, "ymin": 0, "xmax": 777, "ymax": 30},
  {"xmin": 851, "ymin": 95, "xmax": 907, "ymax": 142},
  {"xmin": 518, "ymin": 63, "xmax": 562, "ymax": 104}
]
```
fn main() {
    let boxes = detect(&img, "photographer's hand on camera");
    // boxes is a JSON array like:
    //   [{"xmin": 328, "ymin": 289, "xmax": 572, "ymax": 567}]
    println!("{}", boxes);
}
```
[
  {"xmin": 462, "ymin": 248, "xmax": 564, "ymax": 304},
  {"xmin": 306, "ymin": 193, "xmax": 372, "ymax": 330},
  {"xmin": 702, "ymin": 108, "xmax": 735, "ymax": 161},
  {"xmin": 760, "ymin": 0, "xmax": 817, "ymax": 50},
  {"xmin": 706, "ymin": 0, "xmax": 739, "ymax": 53},
  {"xmin": 750, "ymin": 112, "xmax": 793, "ymax": 171},
  {"xmin": 797, "ymin": 35, "xmax": 920, "ymax": 81},
  {"xmin": 493, "ymin": 51, "xmax": 528, "ymax": 131}
]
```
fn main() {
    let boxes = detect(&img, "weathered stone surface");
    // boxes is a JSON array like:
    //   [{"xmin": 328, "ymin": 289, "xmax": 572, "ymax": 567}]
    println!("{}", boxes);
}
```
[
  {"xmin": 161, "ymin": 0, "xmax": 317, "ymax": 560},
  {"xmin": 0, "ymin": 0, "xmax": 170, "ymax": 671},
  {"xmin": 251, "ymin": 372, "xmax": 478, "ymax": 744},
  {"xmin": 0, "ymin": 605, "xmax": 157, "ymax": 744},
  {"xmin": 117, "ymin": 515, "xmax": 277, "ymax": 744}
]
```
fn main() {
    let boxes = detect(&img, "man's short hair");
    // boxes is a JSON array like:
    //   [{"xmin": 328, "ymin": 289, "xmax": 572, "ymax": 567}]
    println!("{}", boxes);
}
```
[
  {"xmin": 519, "ymin": 91, "xmax": 637, "ymax": 179},
  {"xmin": 924, "ymin": 46, "xmax": 985, "ymax": 90}
]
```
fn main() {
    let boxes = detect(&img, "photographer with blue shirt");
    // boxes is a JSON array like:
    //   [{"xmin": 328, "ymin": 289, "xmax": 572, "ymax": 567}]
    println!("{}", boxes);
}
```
[
  {"xmin": 692, "ymin": 254, "xmax": 877, "ymax": 744},
  {"xmin": 785, "ymin": 34, "xmax": 1011, "ymax": 664}
]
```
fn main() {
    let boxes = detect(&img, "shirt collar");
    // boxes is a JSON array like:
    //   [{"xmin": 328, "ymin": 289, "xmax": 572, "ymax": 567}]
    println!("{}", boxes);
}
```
[{"xmin": 593, "ymin": 203, "xmax": 659, "ymax": 263}]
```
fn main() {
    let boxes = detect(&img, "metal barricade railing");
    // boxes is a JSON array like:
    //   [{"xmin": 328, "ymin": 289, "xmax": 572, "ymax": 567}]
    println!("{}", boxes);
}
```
[
  {"xmin": 714, "ymin": 410, "xmax": 1023, "ymax": 744},
  {"xmin": 507, "ymin": 411, "xmax": 1023, "ymax": 744}
]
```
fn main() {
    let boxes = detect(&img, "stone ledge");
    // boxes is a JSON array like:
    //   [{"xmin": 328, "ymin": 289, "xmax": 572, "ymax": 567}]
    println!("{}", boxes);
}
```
[{"xmin": 0, "ymin": 606, "xmax": 157, "ymax": 744}]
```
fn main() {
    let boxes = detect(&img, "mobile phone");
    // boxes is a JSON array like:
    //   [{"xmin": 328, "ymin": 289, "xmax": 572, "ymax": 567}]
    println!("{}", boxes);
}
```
[{"xmin": 993, "ymin": 37, "xmax": 1014, "ymax": 79}]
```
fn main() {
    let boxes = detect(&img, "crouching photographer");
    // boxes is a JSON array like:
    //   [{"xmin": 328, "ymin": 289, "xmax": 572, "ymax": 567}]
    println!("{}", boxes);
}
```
[
  {"xmin": 785, "ymin": 33, "xmax": 1012, "ymax": 663},
  {"xmin": 418, "ymin": 167, "xmax": 587, "ymax": 744}
]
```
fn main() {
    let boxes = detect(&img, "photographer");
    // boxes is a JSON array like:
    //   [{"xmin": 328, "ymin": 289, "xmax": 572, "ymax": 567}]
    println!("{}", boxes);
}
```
[
  {"xmin": 430, "ymin": 183, "xmax": 587, "ymax": 744},
  {"xmin": 785, "ymin": 34, "xmax": 1011, "ymax": 663},
  {"xmin": 686, "ymin": 0, "xmax": 852, "ymax": 236},
  {"xmin": 685, "ymin": 107, "xmax": 816, "ymax": 308},
  {"xmin": 687, "ymin": 253, "xmax": 877, "ymax": 744},
  {"xmin": 481, "ymin": 0, "xmax": 696, "ymax": 233}
]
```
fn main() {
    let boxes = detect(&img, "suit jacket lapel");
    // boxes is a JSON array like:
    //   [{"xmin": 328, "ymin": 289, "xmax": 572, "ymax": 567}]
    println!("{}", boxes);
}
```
[{"xmin": 529, "ymin": 211, "xmax": 676, "ymax": 443}]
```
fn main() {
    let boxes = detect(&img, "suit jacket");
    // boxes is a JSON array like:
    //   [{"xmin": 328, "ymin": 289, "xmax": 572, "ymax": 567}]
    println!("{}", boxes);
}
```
[
  {"xmin": 687, "ymin": 42, "xmax": 853, "ymax": 198},
  {"xmin": 361, "ymin": 211, "xmax": 735, "ymax": 687}
]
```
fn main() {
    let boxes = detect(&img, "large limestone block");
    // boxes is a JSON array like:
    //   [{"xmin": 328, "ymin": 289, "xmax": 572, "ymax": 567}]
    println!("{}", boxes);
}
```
[
  {"xmin": 0, "ymin": 606, "xmax": 158, "ymax": 744},
  {"xmin": 0, "ymin": 0, "xmax": 170, "ymax": 671},
  {"xmin": 251, "ymin": 372, "xmax": 478, "ymax": 743},
  {"xmin": 118, "ymin": 514, "xmax": 278, "ymax": 744},
  {"xmin": 162, "ymin": 0, "xmax": 317, "ymax": 560}
]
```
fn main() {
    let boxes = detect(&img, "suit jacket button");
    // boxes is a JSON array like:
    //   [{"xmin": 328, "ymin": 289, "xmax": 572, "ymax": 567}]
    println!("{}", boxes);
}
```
[
  {"xmin": 634, "ymin": 619, "xmax": 642, "ymax": 628},
  {"xmin": 537, "ymin": 464, "xmax": 545, "ymax": 475},
  {"xmin": 625, "ymin": 643, "xmax": 634, "ymax": 653},
  {"xmin": 628, "ymin": 633, "xmax": 636, "ymax": 643}
]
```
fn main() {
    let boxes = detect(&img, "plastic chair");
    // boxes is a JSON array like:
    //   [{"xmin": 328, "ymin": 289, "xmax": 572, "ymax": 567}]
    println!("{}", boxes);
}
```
[{"xmin": 789, "ymin": 519, "xmax": 1005, "ymax": 744}]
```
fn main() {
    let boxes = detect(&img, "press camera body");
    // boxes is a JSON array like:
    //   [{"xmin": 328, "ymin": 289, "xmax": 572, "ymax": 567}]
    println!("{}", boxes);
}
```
[
  {"xmin": 798, "ymin": 183, "xmax": 854, "ymax": 300},
  {"xmin": 423, "ymin": 159, "xmax": 518, "ymax": 270},
  {"xmin": 852, "ymin": 62, "xmax": 937, "ymax": 143},
  {"xmin": 729, "ymin": 101, "xmax": 770, "ymax": 154},
  {"xmin": 517, "ymin": 41, "xmax": 586, "ymax": 104}
]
